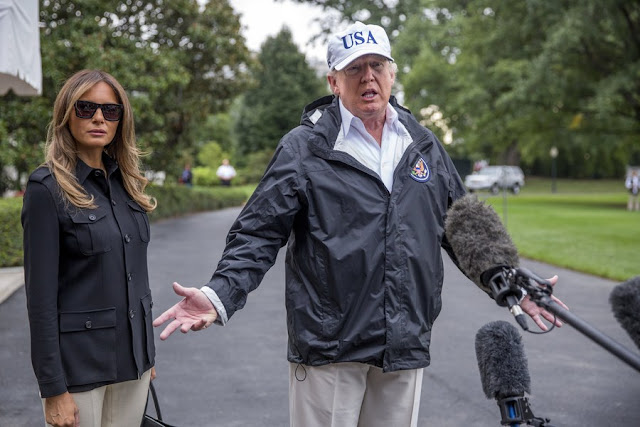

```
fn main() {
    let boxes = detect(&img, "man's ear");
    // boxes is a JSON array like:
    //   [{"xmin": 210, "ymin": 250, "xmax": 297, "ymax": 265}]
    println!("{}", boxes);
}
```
[{"xmin": 327, "ymin": 75, "xmax": 340, "ymax": 95}]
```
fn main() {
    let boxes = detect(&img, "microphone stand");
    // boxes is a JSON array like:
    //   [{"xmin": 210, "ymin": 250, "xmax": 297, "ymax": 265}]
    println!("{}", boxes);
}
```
[
  {"xmin": 496, "ymin": 395, "xmax": 555, "ymax": 426},
  {"xmin": 516, "ymin": 267, "xmax": 640, "ymax": 374}
]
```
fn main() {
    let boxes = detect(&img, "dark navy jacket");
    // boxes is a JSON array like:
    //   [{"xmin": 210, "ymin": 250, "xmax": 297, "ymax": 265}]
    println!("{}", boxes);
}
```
[
  {"xmin": 21, "ymin": 155, "xmax": 155, "ymax": 397},
  {"xmin": 207, "ymin": 95, "xmax": 466, "ymax": 372}
]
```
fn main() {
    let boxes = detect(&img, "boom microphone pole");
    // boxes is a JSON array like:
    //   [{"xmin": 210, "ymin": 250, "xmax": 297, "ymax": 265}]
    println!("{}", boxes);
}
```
[
  {"xmin": 445, "ymin": 194, "xmax": 640, "ymax": 374},
  {"xmin": 516, "ymin": 267, "xmax": 640, "ymax": 374}
]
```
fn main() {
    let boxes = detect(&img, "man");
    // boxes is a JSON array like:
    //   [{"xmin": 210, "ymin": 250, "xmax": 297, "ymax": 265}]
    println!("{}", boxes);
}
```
[
  {"xmin": 216, "ymin": 158, "xmax": 236, "ymax": 186},
  {"xmin": 154, "ymin": 21, "xmax": 564, "ymax": 426},
  {"xmin": 180, "ymin": 163, "xmax": 193, "ymax": 187},
  {"xmin": 625, "ymin": 169, "xmax": 639, "ymax": 211}
]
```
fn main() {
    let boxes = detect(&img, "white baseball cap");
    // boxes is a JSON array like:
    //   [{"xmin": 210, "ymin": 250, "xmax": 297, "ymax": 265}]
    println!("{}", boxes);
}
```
[{"xmin": 327, "ymin": 21, "xmax": 394, "ymax": 71}]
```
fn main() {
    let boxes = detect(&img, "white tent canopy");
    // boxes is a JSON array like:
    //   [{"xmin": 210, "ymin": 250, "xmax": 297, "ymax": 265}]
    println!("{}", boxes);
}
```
[{"xmin": 0, "ymin": 0, "xmax": 42, "ymax": 96}]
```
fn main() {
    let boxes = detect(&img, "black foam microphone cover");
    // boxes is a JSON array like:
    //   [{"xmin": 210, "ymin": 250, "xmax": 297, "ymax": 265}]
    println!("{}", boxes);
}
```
[
  {"xmin": 445, "ymin": 194, "xmax": 519, "ymax": 293},
  {"xmin": 609, "ymin": 276, "xmax": 640, "ymax": 351},
  {"xmin": 475, "ymin": 320, "xmax": 531, "ymax": 399}
]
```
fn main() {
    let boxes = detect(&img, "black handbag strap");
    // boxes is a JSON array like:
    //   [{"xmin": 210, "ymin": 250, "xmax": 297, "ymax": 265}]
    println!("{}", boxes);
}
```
[{"xmin": 148, "ymin": 382, "xmax": 163, "ymax": 420}]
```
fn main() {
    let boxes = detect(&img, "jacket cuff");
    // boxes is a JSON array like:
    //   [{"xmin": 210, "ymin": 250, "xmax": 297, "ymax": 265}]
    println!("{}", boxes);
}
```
[
  {"xmin": 200, "ymin": 286, "xmax": 228, "ymax": 325},
  {"xmin": 39, "ymin": 376, "xmax": 68, "ymax": 398}
]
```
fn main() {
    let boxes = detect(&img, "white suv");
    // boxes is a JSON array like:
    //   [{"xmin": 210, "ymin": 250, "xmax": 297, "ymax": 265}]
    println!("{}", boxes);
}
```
[{"xmin": 464, "ymin": 166, "xmax": 525, "ymax": 195}]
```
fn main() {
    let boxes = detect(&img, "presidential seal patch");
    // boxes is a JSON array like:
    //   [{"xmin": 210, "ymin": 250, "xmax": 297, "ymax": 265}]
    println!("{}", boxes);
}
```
[{"xmin": 410, "ymin": 157, "xmax": 431, "ymax": 182}]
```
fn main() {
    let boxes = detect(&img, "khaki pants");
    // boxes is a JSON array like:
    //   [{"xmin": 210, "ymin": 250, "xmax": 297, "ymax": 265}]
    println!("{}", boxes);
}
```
[
  {"xmin": 289, "ymin": 362, "xmax": 423, "ymax": 427},
  {"xmin": 42, "ymin": 369, "xmax": 151, "ymax": 427}
]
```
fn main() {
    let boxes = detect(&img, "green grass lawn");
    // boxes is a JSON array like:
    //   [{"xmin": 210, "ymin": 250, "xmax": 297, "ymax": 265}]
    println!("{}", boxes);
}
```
[{"xmin": 476, "ymin": 178, "xmax": 639, "ymax": 282}]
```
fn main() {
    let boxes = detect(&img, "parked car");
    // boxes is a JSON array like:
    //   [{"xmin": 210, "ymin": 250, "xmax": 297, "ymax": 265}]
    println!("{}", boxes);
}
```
[{"xmin": 464, "ymin": 166, "xmax": 525, "ymax": 194}]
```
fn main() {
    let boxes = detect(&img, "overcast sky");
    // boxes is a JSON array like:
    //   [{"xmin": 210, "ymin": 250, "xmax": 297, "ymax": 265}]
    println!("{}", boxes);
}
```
[{"xmin": 227, "ymin": 0, "xmax": 328, "ymax": 63}]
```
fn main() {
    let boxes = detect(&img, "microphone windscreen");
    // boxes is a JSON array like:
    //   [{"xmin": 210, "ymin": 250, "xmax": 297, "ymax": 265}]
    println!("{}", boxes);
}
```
[
  {"xmin": 445, "ymin": 194, "xmax": 519, "ymax": 291},
  {"xmin": 609, "ymin": 276, "xmax": 640, "ymax": 350},
  {"xmin": 475, "ymin": 320, "xmax": 531, "ymax": 399}
]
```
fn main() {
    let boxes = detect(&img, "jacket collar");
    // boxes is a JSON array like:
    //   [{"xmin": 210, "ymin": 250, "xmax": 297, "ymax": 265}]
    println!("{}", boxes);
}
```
[
  {"xmin": 301, "ymin": 95, "xmax": 423, "ymax": 151},
  {"xmin": 75, "ymin": 152, "xmax": 118, "ymax": 184}
]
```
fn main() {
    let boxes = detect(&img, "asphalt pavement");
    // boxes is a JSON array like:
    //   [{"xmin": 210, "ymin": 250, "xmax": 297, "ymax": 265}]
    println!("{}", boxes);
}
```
[{"xmin": 1, "ymin": 206, "xmax": 639, "ymax": 426}]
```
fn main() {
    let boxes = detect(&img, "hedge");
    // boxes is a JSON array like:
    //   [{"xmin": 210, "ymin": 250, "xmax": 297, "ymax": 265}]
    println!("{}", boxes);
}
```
[
  {"xmin": 0, "ymin": 197, "xmax": 24, "ymax": 268},
  {"xmin": 0, "ymin": 185, "xmax": 251, "ymax": 268}
]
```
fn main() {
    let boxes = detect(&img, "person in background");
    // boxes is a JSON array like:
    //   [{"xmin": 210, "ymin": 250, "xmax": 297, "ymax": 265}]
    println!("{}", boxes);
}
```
[
  {"xmin": 626, "ymin": 169, "xmax": 639, "ymax": 211},
  {"xmin": 216, "ymin": 158, "xmax": 236, "ymax": 186},
  {"xmin": 21, "ymin": 69, "xmax": 157, "ymax": 427},
  {"xmin": 181, "ymin": 163, "xmax": 193, "ymax": 187},
  {"xmin": 153, "ymin": 22, "xmax": 565, "ymax": 427}
]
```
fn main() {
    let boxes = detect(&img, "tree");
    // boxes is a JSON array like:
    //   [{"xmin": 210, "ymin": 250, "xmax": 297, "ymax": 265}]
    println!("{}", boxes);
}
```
[
  {"xmin": 284, "ymin": 0, "xmax": 423, "ymax": 41},
  {"xmin": 233, "ymin": 28, "xmax": 328, "ymax": 162},
  {"xmin": 392, "ymin": 0, "xmax": 640, "ymax": 178},
  {"xmin": 293, "ymin": 0, "xmax": 640, "ymax": 178},
  {"xmin": 0, "ymin": 0, "xmax": 250, "ymax": 189},
  {"xmin": 124, "ymin": 0, "xmax": 251, "ymax": 173}
]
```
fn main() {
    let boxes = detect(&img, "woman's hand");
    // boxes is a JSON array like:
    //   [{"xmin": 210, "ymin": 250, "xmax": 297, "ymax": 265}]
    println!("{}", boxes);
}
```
[{"xmin": 44, "ymin": 392, "xmax": 79, "ymax": 427}]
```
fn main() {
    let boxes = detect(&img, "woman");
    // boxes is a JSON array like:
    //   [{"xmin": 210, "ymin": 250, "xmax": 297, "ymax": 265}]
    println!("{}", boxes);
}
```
[{"xmin": 21, "ymin": 69, "xmax": 157, "ymax": 427}]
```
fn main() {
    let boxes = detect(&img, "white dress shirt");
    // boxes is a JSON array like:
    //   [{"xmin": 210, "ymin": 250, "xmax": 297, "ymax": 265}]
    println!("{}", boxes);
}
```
[{"xmin": 333, "ymin": 98, "xmax": 414, "ymax": 192}]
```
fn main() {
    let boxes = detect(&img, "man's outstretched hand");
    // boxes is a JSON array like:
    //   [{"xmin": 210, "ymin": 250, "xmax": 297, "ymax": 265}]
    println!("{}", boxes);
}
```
[
  {"xmin": 520, "ymin": 275, "xmax": 569, "ymax": 331},
  {"xmin": 153, "ymin": 282, "xmax": 218, "ymax": 340}
]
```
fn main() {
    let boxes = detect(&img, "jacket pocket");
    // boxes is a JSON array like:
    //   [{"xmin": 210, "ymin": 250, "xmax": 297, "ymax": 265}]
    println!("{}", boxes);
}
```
[
  {"xmin": 141, "ymin": 293, "xmax": 155, "ymax": 364},
  {"xmin": 127, "ymin": 200, "xmax": 150, "ymax": 242},
  {"xmin": 59, "ymin": 308, "xmax": 117, "ymax": 386},
  {"xmin": 70, "ymin": 208, "xmax": 112, "ymax": 255}
]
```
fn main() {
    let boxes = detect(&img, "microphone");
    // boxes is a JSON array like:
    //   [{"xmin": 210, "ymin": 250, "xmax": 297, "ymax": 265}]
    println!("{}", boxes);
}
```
[
  {"xmin": 475, "ymin": 321, "xmax": 553, "ymax": 426},
  {"xmin": 609, "ymin": 276, "xmax": 640, "ymax": 351},
  {"xmin": 445, "ymin": 194, "xmax": 528, "ymax": 330}
]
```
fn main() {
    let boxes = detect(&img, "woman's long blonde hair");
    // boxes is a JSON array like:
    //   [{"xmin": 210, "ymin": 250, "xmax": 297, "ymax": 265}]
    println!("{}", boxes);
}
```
[{"xmin": 44, "ymin": 69, "xmax": 156, "ymax": 211}]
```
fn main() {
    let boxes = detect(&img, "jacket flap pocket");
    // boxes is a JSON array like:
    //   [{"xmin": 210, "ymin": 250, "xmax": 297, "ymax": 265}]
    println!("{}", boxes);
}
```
[
  {"xmin": 59, "ymin": 308, "xmax": 116, "ymax": 332},
  {"xmin": 141, "ymin": 293, "xmax": 153, "ymax": 315},
  {"xmin": 126, "ymin": 199, "xmax": 146, "ymax": 212},
  {"xmin": 70, "ymin": 209, "xmax": 108, "ymax": 224}
]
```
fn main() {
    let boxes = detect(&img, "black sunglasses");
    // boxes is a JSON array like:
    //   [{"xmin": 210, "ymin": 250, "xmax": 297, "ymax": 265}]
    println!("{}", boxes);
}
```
[{"xmin": 74, "ymin": 100, "xmax": 124, "ymax": 121}]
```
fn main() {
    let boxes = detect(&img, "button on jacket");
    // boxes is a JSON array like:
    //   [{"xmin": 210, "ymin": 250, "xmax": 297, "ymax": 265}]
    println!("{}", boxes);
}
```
[
  {"xmin": 21, "ymin": 155, "xmax": 155, "ymax": 398},
  {"xmin": 206, "ymin": 95, "xmax": 467, "ymax": 372}
]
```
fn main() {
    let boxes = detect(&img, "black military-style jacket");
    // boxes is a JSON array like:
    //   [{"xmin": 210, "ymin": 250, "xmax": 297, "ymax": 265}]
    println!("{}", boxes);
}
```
[
  {"xmin": 22, "ymin": 155, "xmax": 154, "ymax": 398},
  {"xmin": 207, "ymin": 95, "xmax": 467, "ymax": 372}
]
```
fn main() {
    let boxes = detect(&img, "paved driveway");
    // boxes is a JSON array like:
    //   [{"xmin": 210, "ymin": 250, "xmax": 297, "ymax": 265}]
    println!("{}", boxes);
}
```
[{"xmin": 1, "ymin": 207, "xmax": 639, "ymax": 426}]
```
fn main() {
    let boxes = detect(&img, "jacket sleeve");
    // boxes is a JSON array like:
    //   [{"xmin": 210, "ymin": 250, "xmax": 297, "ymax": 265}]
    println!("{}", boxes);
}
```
[
  {"xmin": 21, "ymin": 180, "xmax": 67, "ymax": 398},
  {"xmin": 205, "ymin": 140, "xmax": 302, "ymax": 319},
  {"xmin": 437, "ymin": 140, "xmax": 468, "ymax": 272}
]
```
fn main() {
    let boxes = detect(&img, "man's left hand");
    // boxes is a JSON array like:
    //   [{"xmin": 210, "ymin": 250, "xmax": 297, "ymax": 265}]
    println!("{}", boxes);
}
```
[{"xmin": 520, "ymin": 275, "xmax": 569, "ymax": 331}]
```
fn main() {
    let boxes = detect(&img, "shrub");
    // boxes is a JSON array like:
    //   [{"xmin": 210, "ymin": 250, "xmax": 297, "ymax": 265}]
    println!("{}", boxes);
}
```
[
  {"xmin": 0, "ymin": 185, "xmax": 250, "ymax": 268},
  {"xmin": 192, "ymin": 166, "xmax": 218, "ymax": 187},
  {"xmin": 0, "ymin": 197, "xmax": 24, "ymax": 267},
  {"xmin": 235, "ymin": 149, "xmax": 274, "ymax": 185},
  {"xmin": 147, "ymin": 184, "xmax": 248, "ymax": 219}
]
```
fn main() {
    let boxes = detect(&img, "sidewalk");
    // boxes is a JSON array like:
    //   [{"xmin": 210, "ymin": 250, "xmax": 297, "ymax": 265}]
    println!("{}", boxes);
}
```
[{"xmin": 0, "ymin": 266, "xmax": 24, "ymax": 304}]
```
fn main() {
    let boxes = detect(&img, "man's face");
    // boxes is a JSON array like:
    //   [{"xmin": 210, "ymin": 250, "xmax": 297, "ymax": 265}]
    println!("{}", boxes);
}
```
[{"xmin": 327, "ymin": 54, "xmax": 395, "ymax": 122}]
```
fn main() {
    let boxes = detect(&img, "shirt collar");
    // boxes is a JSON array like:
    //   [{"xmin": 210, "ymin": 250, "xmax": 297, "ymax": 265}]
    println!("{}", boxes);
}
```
[
  {"xmin": 75, "ymin": 152, "xmax": 118, "ymax": 184},
  {"xmin": 338, "ymin": 98, "xmax": 399, "ymax": 137}
]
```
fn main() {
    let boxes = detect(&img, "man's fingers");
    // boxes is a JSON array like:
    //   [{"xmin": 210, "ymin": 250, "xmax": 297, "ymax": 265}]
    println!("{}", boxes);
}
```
[
  {"xmin": 541, "ymin": 309, "xmax": 563, "ymax": 327},
  {"xmin": 153, "ymin": 307, "xmax": 176, "ymax": 327},
  {"xmin": 180, "ymin": 320, "xmax": 197, "ymax": 334},
  {"xmin": 153, "ymin": 283, "xmax": 195, "ymax": 327},
  {"xmin": 159, "ymin": 319, "xmax": 183, "ymax": 340},
  {"xmin": 533, "ymin": 316, "xmax": 549, "ymax": 332},
  {"xmin": 191, "ymin": 318, "xmax": 208, "ymax": 331},
  {"xmin": 551, "ymin": 295, "xmax": 569, "ymax": 310},
  {"xmin": 172, "ymin": 281, "xmax": 193, "ymax": 297}
]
